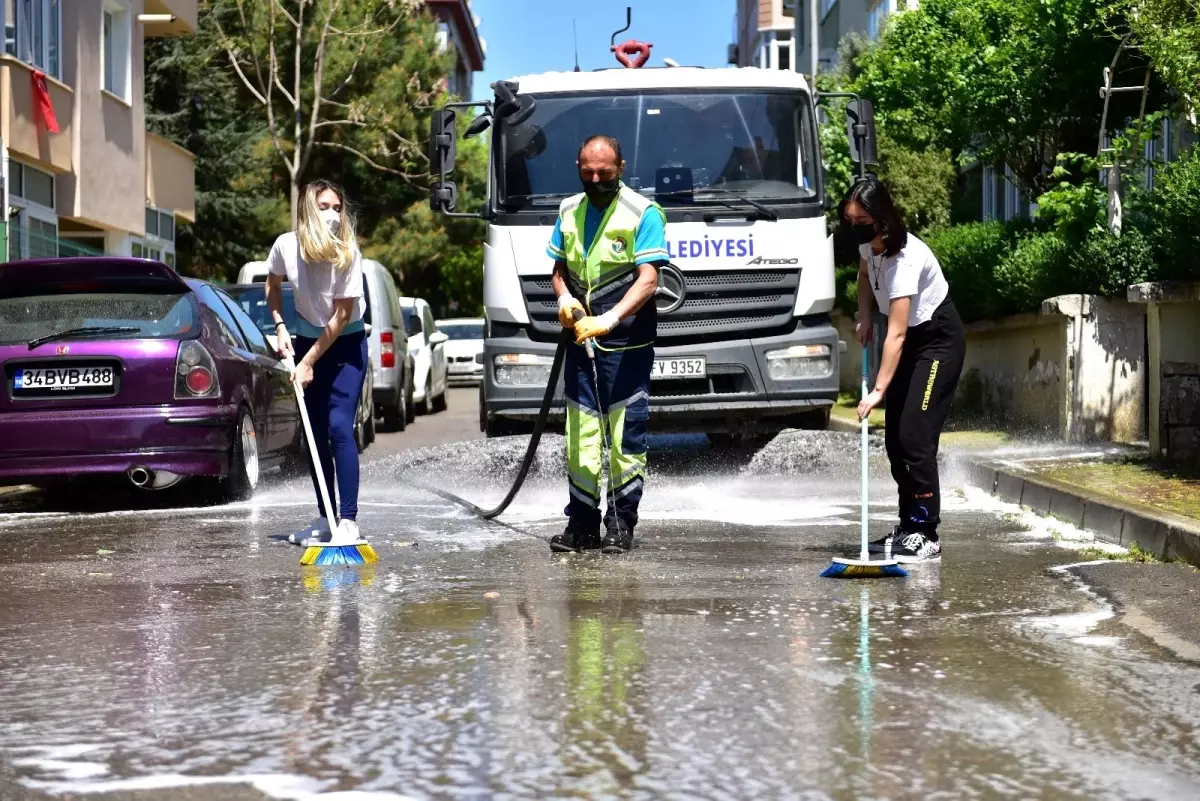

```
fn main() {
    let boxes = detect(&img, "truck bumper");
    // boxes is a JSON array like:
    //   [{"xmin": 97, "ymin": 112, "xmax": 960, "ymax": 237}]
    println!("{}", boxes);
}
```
[{"xmin": 482, "ymin": 319, "xmax": 840, "ymax": 434}]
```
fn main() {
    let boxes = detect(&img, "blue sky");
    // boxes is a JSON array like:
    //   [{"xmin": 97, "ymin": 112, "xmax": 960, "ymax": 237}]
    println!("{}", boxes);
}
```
[{"xmin": 471, "ymin": 0, "xmax": 737, "ymax": 100}]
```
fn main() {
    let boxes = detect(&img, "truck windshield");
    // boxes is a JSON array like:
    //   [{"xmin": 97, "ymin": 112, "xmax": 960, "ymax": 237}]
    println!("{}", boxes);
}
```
[{"xmin": 499, "ymin": 91, "xmax": 819, "ymax": 209}]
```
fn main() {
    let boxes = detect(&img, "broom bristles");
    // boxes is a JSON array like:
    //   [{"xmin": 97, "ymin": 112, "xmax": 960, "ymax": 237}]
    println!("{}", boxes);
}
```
[
  {"xmin": 820, "ymin": 560, "xmax": 908, "ymax": 579},
  {"xmin": 300, "ymin": 542, "xmax": 379, "ymax": 566}
]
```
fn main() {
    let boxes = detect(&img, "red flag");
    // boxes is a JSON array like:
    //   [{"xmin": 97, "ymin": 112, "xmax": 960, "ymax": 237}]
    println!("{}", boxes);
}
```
[{"xmin": 32, "ymin": 70, "xmax": 60, "ymax": 134}]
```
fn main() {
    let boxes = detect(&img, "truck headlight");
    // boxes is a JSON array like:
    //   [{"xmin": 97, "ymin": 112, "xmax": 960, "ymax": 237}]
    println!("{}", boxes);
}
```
[
  {"xmin": 765, "ymin": 344, "xmax": 832, "ymax": 381},
  {"xmin": 494, "ymin": 353, "xmax": 554, "ymax": 386}
]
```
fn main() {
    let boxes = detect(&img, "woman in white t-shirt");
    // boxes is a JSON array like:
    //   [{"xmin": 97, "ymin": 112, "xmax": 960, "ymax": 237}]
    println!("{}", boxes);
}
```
[
  {"xmin": 842, "ymin": 177, "xmax": 966, "ymax": 563},
  {"xmin": 265, "ymin": 180, "xmax": 368, "ymax": 547}
]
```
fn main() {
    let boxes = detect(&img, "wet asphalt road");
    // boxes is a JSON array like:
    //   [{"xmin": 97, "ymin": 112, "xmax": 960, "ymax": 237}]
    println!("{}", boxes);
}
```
[{"xmin": 2, "ymin": 388, "xmax": 1200, "ymax": 800}]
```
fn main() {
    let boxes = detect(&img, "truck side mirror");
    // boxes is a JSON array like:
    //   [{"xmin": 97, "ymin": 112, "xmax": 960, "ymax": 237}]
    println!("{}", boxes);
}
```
[
  {"xmin": 845, "ymin": 99, "xmax": 878, "ymax": 169},
  {"xmin": 494, "ymin": 81, "xmax": 537, "ymax": 126},
  {"xmin": 429, "ymin": 108, "xmax": 458, "ymax": 212}
]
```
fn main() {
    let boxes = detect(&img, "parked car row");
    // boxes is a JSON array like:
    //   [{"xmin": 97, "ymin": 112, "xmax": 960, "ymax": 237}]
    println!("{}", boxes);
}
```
[{"xmin": 0, "ymin": 255, "xmax": 463, "ymax": 501}]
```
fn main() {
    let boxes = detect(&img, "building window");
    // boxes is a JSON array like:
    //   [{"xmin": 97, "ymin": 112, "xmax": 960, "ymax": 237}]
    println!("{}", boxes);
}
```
[
  {"xmin": 10, "ymin": 160, "xmax": 55, "ymax": 210},
  {"xmin": 136, "ymin": 207, "xmax": 177, "ymax": 269},
  {"xmin": 4, "ymin": 0, "xmax": 61, "ymax": 79},
  {"xmin": 867, "ymin": 1, "xmax": 890, "ymax": 40},
  {"xmin": 821, "ymin": 0, "xmax": 837, "ymax": 18},
  {"xmin": 102, "ymin": 1, "xmax": 130, "ymax": 100}
]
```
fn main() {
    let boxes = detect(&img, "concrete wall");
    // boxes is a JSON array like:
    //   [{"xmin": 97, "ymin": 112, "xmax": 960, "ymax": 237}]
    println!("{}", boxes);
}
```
[
  {"xmin": 2, "ymin": 59, "xmax": 74, "ymax": 173},
  {"xmin": 1130, "ymin": 283, "xmax": 1200, "ymax": 462},
  {"xmin": 146, "ymin": 133, "xmax": 196, "ymax": 223},
  {"xmin": 1045, "ymin": 295, "xmax": 1147, "ymax": 444},
  {"xmin": 60, "ymin": 0, "xmax": 147, "ymax": 234},
  {"xmin": 956, "ymin": 313, "xmax": 1069, "ymax": 435}
]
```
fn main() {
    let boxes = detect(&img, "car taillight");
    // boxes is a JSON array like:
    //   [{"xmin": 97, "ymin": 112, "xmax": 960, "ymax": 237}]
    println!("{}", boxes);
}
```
[
  {"xmin": 175, "ymin": 341, "xmax": 221, "ymax": 399},
  {"xmin": 381, "ymin": 331, "xmax": 396, "ymax": 368}
]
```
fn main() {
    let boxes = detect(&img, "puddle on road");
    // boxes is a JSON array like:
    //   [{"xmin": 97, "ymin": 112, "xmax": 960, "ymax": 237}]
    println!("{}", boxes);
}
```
[{"xmin": 2, "ymin": 435, "xmax": 1200, "ymax": 798}]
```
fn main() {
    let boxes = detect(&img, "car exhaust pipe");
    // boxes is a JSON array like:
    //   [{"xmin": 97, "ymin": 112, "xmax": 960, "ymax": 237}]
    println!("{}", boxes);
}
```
[{"xmin": 128, "ymin": 466, "xmax": 152, "ymax": 488}]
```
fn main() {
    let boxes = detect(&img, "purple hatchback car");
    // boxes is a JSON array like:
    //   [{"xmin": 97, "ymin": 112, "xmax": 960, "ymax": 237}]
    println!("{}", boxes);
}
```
[{"xmin": 0, "ymin": 258, "xmax": 302, "ymax": 500}]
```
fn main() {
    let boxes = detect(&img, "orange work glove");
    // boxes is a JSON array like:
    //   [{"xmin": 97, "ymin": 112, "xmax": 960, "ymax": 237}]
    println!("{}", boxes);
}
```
[
  {"xmin": 558, "ymin": 294, "xmax": 585, "ymax": 328},
  {"xmin": 574, "ymin": 311, "xmax": 620, "ymax": 345}
]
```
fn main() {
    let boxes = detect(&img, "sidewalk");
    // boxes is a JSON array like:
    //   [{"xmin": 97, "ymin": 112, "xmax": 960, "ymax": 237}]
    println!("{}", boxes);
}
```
[{"xmin": 827, "ymin": 402, "xmax": 1200, "ymax": 567}]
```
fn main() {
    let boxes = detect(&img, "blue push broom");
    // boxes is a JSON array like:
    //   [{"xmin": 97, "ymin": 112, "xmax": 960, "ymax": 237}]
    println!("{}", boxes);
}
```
[
  {"xmin": 283, "ymin": 358, "xmax": 378, "ymax": 567},
  {"xmin": 821, "ymin": 345, "xmax": 907, "ymax": 579}
]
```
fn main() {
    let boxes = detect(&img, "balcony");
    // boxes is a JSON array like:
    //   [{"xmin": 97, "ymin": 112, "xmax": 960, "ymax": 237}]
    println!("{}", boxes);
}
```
[
  {"xmin": 0, "ymin": 56, "xmax": 74, "ymax": 174},
  {"xmin": 146, "ymin": 133, "xmax": 196, "ymax": 224},
  {"xmin": 142, "ymin": 0, "xmax": 198, "ymax": 37}
]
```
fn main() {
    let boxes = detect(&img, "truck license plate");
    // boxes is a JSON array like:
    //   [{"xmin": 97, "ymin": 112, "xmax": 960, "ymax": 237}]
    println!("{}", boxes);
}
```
[
  {"xmin": 652, "ymin": 357, "xmax": 706, "ymax": 380},
  {"xmin": 13, "ymin": 366, "xmax": 116, "ymax": 395}
]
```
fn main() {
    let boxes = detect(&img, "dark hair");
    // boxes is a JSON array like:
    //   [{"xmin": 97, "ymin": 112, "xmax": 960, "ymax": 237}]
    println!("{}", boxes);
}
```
[
  {"xmin": 839, "ymin": 176, "xmax": 908, "ymax": 257},
  {"xmin": 577, "ymin": 134, "xmax": 623, "ymax": 165}
]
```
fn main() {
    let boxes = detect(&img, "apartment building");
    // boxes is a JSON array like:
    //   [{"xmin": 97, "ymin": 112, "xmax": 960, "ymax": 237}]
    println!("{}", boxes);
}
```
[
  {"xmin": 425, "ymin": 0, "xmax": 485, "ymax": 101},
  {"xmin": 0, "ymin": 1, "xmax": 196, "ymax": 264},
  {"xmin": 731, "ymin": 0, "xmax": 796, "ymax": 71}
]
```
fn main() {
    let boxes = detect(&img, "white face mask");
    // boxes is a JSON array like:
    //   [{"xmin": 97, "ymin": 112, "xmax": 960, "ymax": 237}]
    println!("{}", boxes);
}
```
[{"xmin": 319, "ymin": 207, "xmax": 341, "ymax": 234}]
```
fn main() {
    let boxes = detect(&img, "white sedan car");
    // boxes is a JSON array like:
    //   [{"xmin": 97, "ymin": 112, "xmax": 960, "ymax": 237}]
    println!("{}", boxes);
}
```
[
  {"xmin": 400, "ymin": 297, "xmax": 448, "ymax": 414},
  {"xmin": 437, "ymin": 317, "xmax": 484, "ymax": 385}
]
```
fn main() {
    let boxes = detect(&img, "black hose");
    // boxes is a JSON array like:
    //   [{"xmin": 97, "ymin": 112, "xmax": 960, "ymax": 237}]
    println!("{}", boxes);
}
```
[{"xmin": 418, "ymin": 328, "xmax": 573, "ymax": 519}]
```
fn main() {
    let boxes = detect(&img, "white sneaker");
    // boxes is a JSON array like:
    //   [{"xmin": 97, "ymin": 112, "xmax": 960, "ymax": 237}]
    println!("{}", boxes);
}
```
[
  {"xmin": 893, "ymin": 532, "xmax": 942, "ymax": 564},
  {"xmin": 289, "ymin": 517, "xmax": 331, "ymax": 545},
  {"xmin": 325, "ymin": 519, "xmax": 361, "ymax": 547}
]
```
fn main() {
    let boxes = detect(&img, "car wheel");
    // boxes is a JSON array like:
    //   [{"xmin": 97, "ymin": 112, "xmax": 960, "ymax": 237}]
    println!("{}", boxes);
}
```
[
  {"xmin": 478, "ymin": 382, "xmax": 486, "ymax": 433},
  {"xmin": 405, "ymin": 368, "xmax": 416, "ymax": 424},
  {"xmin": 432, "ymin": 379, "xmax": 448, "ymax": 413},
  {"xmin": 355, "ymin": 406, "xmax": 366, "ymax": 453},
  {"xmin": 382, "ymin": 391, "xmax": 407, "ymax": 432},
  {"xmin": 364, "ymin": 405, "xmax": 376, "ymax": 446},
  {"xmin": 421, "ymin": 376, "xmax": 433, "ymax": 415},
  {"xmin": 282, "ymin": 425, "xmax": 309, "ymax": 478},
  {"xmin": 221, "ymin": 407, "xmax": 259, "ymax": 502}
]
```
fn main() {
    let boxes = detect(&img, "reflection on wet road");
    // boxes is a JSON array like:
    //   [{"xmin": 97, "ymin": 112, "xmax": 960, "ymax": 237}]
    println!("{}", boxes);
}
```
[{"xmin": 1, "ymin": 434, "xmax": 1199, "ymax": 800}]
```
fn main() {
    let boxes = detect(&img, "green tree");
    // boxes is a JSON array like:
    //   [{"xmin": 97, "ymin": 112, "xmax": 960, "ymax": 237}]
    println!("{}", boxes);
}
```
[
  {"xmin": 851, "ymin": 0, "xmax": 1156, "ymax": 199},
  {"xmin": 211, "ymin": 0, "xmax": 450, "ymax": 224},
  {"xmin": 145, "ymin": 9, "xmax": 280, "ymax": 279},
  {"xmin": 1117, "ymin": 0, "xmax": 1200, "ymax": 118}
]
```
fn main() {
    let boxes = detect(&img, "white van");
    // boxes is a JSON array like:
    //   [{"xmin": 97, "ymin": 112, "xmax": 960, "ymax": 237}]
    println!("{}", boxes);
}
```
[{"xmin": 238, "ymin": 259, "xmax": 414, "ymax": 431}]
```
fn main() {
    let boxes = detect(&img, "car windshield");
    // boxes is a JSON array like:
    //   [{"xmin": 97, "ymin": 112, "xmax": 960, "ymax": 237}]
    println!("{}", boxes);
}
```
[
  {"xmin": 498, "ymin": 90, "xmax": 819, "ymax": 209},
  {"xmin": 439, "ymin": 323, "xmax": 483, "ymax": 340},
  {"xmin": 402, "ymin": 307, "xmax": 420, "ymax": 334},
  {"xmin": 0, "ymin": 292, "xmax": 197, "ymax": 346},
  {"xmin": 225, "ymin": 285, "xmax": 297, "ymax": 334}
]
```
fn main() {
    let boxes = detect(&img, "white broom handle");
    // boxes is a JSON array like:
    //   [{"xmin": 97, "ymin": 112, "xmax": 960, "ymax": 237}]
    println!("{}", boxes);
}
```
[
  {"xmin": 861, "ymin": 344, "xmax": 870, "ymax": 561},
  {"xmin": 284, "ymin": 357, "xmax": 338, "ymax": 527}
]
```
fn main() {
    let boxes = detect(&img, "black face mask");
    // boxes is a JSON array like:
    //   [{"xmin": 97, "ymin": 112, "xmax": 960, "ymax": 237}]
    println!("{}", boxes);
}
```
[
  {"xmin": 848, "ymin": 222, "xmax": 878, "ymax": 246},
  {"xmin": 583, "ymin": 178, "xmax": 620, "ymax": 205}
]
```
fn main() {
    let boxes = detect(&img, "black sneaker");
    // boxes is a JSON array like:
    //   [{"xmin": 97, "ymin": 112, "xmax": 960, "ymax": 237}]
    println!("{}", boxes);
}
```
[
  {"xmin": 892, "ymin": 532, "xmax": 941, "ymax": 564},
  {"xmin": 601, "ymin": 527, "xmax": 634, "ymax": 554},
  {"xmin": 867, "ymin": 527, "xmax": 902, "ymax": 554},
  {"xmin": 550, "ymin": 523, "xmax": 602, "ymax": 553}
]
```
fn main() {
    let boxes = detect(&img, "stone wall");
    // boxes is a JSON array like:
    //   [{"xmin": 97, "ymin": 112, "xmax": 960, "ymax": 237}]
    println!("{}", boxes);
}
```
[
  {"xmin": 955, "ymin": 313, "xmax": 1069, "ymax": 435},
  {"xmin": 1130, "ymin": 283, "xmax": 1200, "ymax": 462}
]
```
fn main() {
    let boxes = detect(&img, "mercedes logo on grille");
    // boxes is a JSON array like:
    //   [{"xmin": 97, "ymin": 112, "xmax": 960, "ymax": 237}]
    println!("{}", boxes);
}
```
[{"xmin": 655, "ymin": 264, "xmax": 687, "ymax": 314}]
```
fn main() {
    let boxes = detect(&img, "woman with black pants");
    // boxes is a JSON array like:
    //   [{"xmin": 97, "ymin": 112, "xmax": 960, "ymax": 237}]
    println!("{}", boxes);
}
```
[{"xmin": 842, "ymin": 177, "xmax": 966, "ymax": 563}]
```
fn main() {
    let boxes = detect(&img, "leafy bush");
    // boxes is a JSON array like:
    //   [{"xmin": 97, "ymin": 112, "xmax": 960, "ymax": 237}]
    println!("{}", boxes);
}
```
[
  {"xmin": 995, "ymin": 231, "xmax": 1072, "ymax": 313},
  {"xmin": 1141, "ymin": 147, "xmax": 1200, "ymax": 281},
  {"xmin": 924, "ymin": 221, "xmax": 1022, "ymax": 322},
  {"xmin": 1071, "ymin": 228, "xmax": 1154, "ymax": 297}
]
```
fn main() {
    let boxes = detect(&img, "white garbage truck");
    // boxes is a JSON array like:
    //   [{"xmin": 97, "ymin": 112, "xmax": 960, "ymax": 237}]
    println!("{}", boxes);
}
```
[{"xmin": 429, "ymin": 38, "xmax": 875, "ymax": 440}]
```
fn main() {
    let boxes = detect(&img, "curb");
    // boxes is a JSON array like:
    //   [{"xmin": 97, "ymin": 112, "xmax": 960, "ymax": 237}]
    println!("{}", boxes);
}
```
[{"xmin": 954, "ymin": 455, "xmax": 1200, "ymax": 567}]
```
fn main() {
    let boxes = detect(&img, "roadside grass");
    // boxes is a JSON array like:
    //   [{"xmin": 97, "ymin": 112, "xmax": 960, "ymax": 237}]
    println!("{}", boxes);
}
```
[{"xmin": 1076, "ymin": 543, "xmax": 1160, "ymax": 563}]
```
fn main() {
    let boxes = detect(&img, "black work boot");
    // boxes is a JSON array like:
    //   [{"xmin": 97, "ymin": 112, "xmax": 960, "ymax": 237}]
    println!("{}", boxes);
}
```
[
  {"xmin": 601, "ymin": 526, "xmax": 634, "ymax": 554},
  {"xmin": 550, "ymin": 521, "xmax": 602, "ymax": 553}
]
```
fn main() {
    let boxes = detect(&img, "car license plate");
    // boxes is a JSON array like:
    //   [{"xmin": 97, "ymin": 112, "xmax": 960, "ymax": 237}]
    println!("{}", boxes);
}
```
[
  {"xmin": 652, "ymin": 357, "xmax": 706, "ymax": 380},
  {"xmin": 13, "ymin": 366, "xmax": 117, "ymax": 396}
]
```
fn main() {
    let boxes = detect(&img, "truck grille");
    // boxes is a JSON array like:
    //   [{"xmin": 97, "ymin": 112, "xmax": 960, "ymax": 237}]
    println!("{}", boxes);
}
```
[{"xmin": 521, "ymin": 269, "xmax": 800, "ymax": 342}]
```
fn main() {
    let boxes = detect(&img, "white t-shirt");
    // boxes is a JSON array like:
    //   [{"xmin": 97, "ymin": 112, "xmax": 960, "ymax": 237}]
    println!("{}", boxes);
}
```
[
  {"xmin": 859, "ymin": 234, "xmax": 949, "ymax": 327},
  {"xmin": 267, "ymin": 231, "xmax": 366, "ymax": 329}
]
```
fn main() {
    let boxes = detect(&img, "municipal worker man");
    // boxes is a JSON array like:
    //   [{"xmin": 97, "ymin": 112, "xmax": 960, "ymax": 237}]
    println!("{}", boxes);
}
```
[{"xmin": 547, "ymin": 134, "xmax": 668, "ymax": 554}]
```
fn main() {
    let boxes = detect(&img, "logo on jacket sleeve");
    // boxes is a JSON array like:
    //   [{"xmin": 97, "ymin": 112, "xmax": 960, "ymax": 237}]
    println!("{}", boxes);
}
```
[{"xmin": 611, "ymin": 236, "xmax": 627, "ymax": 255}]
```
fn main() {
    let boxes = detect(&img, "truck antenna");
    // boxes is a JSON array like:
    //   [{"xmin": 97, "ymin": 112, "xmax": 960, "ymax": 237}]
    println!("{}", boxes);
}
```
[
  {"xmin": 573, "ymin": 19, "xmax": 580, "ymax": 72},
  {"xmin": 610, "ymin": 6, "xmax": 631, "ymax": 48}
]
